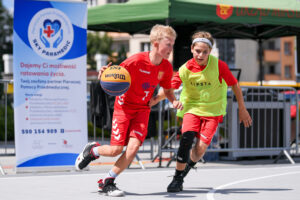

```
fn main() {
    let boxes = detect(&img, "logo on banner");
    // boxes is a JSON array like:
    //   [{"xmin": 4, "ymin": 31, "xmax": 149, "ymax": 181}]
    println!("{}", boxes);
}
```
[
  {"xmin": 62, "ymin": 139, "xmax": 72, "ymax": 148},
  {"xmin": 216, "ymin": 4, "xmax": 233, "ymax": 20},
  {"xmin": 28, "ymin": 8, "xmax": 74, "ymax": 59}
]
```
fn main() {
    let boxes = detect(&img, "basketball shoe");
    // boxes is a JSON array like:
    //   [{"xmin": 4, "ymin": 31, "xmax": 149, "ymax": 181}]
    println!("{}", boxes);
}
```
[
  {"xmin": 98, "ymin": 178, "xmax": 125, "ymax": 197},
  {"xmin": 167, "ymin": 175, "xmax": 184, "ymax": 192},
  {"xmin": 75, "ymin": 142, "xmax": 100, "ymax": 170}
]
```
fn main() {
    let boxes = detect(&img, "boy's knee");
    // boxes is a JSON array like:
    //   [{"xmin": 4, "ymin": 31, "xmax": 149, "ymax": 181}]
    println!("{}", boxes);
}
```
[
  {"xmin": 126, "ymin": 143, "xmax": 140, "ymax": 155},
  {"xmin": 194, "ymin": 142, "xmax": 208, "ymax": 156},
  {"xmin": 111, "ymin": 146, "xmax": 123, "ymax": 156},
  {"xmin": 177, "ymin": 131, "xmax": 196, "ymax": 163}
]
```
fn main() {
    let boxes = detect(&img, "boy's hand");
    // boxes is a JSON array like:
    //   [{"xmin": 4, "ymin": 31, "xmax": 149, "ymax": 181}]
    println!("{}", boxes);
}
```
[
  {"xmin": 148, "ymin": 96, "xmax": 160, "ymax": 108},
  {"xmin": 98, "ymin": 62, "xmax": 112, "ymax": 80},
  {"xmin": 172, "ymin": 100, "xmax": 183, "ymax": 110},
  {"xmin": 239, "ymin": 108, "xmax": 252, "ymax": 128}
]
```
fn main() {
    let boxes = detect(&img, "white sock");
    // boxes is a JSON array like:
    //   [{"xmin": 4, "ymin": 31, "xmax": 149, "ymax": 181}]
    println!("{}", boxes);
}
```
[
  {"xmin": 92, "ymin": 146, "xmax": 100, "ymax": 156},
  {"xmin": 105, "ymin": 170, "xmax": 118, "ymax": 179}
]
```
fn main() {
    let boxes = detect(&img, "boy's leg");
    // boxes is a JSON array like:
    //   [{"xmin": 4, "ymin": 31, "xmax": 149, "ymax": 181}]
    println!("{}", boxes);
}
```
[
  {"xmin": 182, "ymin": 117, "xmax": 219, "ymax": 178},
  {"xmin": 75, "ymin": 143, "xmax": 124, "ymax": 171},
  {"xmin": 167, "ymin": 114, "xmax": 201, "ymax": 193},
  {"xmin": 112, "ymin": 137, "xmax": 141, "ymax": 174},
  {"xmin": 180, "ymin": 140, "xmax": 208, "ymax": 178},
  {"xmin": 99, "ymin": 110, "xmax": 149, "ymax": 196},
  {"xmin": 167, "ymin": 131, "xmax": 196, "ymax": 192},
  {"xmin": 190, "ymin": 140, "xmax": 209, "ymax": 162},
  {"xmin": 110, "ymin": 109, "xmax": 149, "ymax": 174},
  {"xmin": 98, "ymin": 136, "xmax": 142, "ymax": 197},
  {"xmin": 75, "ymin": 108, "xmax": 130, "ymax": 171}
]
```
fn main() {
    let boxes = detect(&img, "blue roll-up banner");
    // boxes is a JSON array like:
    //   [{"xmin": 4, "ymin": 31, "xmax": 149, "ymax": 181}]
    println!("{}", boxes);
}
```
[{"xmin": 13, "ymin": 0, "xmax": 87, "ymax": 172}]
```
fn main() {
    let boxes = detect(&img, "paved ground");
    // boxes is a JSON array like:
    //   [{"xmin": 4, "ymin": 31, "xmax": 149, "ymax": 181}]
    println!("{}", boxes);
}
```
[{"xmin": 1, "ymin": 152, "xmax": 300, "ymax": 200}]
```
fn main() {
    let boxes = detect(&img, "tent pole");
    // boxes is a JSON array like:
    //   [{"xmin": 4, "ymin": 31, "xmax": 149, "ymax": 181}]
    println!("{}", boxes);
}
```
[
  {"xmin": 296, "ymin": 35, "xmax": 300, "ymax": 82},
  {"xmin": 258, "ymin": 39, "xmax": 264, "ymax": 86},
  {"xmin": 165, "ymin": 18, "xmax": 170, "ymax": 25}
]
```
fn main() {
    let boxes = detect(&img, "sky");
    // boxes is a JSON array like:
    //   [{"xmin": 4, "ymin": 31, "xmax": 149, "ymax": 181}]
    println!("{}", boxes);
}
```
[{"xmin": 2, "ymin": 0, "xmax": 14, "ymax": 14}]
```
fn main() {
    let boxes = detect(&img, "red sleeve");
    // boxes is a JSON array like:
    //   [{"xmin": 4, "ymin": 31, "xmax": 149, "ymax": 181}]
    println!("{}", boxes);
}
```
[
  {"xmin": 171, "ymin": 71, "xmax": 182, "ymax": 89},
  {"xmin": 120, "ymin": 54, "xmax": 138, "ymax": 78},
  {"xmin": 218, "ymin": 60, "xmax": 237, "ymax": 86},
  {"xmin": 119, "ymin": 57, "xmax": 132, "ymax": 71},
  {"xmin": 159, "ymin": 62, "xmax": 173, "ymax": 89}
]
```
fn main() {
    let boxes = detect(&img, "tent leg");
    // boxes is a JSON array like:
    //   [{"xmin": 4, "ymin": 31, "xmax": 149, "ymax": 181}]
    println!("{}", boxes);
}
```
[
  {"xmin": 258, "ymin": 39, "xmax": 264, "ymax": 86},
  {"xmin": 274, "ymin": 150, "xmax": 295, "ymax": 164},
  {"xmin": 135, "ymin": 154, "xmax": 145, "ymax": 170},
  {"xmin": 0, "ymin": 164, "xmax": 5, "ymax": 175},
  {"xmin": 283, "ymin": 150, "xmax": 295, "ymax": 164}
]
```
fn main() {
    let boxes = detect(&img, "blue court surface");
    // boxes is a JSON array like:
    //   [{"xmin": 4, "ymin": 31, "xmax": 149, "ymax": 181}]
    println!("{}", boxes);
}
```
[{"xmin": 1, "ymin": 163, "xmax": 300, "ymax": 200}]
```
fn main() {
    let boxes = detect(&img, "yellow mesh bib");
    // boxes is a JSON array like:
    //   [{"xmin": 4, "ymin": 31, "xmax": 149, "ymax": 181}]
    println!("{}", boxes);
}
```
[{"xmin": 177, "ymin": 55, "xmax": 228, "ymax": 118}]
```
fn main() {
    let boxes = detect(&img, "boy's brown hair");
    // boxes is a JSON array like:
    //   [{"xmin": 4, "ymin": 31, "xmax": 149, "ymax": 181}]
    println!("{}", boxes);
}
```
[{"xmin": 191, "ymin": 31, "xmax": 214, "ymax": 48}]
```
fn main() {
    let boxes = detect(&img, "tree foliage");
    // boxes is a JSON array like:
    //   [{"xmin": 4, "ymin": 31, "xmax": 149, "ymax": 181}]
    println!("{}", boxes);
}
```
[
  {"xmin": 0, "ymin": 1, "xmax": 13, "ymax": 98},
  {"xmin": 0, "ymin": 104, "xmax": 14, "ymax": 141},
  {"xmin": 114, "ymin": 45, "xmax": 127, "ymax": 65},
  {"xmin": 0, "ymin": 1, "xmax": 13, "ymax": 68},
  {"xmin": 87, "ymin": 32, "xmax": 113, "ymax": 70}
]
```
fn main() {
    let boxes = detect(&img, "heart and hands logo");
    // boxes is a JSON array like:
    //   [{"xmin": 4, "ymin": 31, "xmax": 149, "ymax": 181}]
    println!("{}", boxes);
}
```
[
  {"xmin": 40, "ymin": 19, "xmax": 63, "ymax": 48},
  {"xmin": 28, "ymin": 8, "xmax": 74, "ymax": 59},
  {"xmin": 43, "ymin": 20, "xmax": 61, "ymax": 37}
]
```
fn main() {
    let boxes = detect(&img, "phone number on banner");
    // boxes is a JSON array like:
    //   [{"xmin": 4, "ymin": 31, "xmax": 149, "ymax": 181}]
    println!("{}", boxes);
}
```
[{"xmin": 21, "ymin": 129, "xmax": 65, "ymax": 134}]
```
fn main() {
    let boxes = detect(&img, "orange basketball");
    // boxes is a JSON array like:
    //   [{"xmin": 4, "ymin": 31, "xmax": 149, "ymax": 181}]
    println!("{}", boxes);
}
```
[{"xmin": 100, "ymin": 65, "xmax": 131, "ymax": 96}]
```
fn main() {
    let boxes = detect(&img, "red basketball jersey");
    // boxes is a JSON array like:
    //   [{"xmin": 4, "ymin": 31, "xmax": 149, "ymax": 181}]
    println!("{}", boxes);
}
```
[{"xmin": 116, "ymin": 52, "xmax": 173, "ymax": 110}]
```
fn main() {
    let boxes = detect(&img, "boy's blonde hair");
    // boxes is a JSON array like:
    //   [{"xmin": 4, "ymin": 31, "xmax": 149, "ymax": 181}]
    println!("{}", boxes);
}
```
[
  {"xmin": 149, "ymin": 24, "xmax": 177, "ymax": 43},
  {"xmin": 191, "ymin": 31, "xmax": 214, "ymax": 48}
]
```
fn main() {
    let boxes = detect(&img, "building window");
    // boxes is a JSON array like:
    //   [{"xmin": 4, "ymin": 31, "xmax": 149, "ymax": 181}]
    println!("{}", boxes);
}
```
[
  {"xmin": 284, "ymin": 42, "xmax": 292, "ymax": 55},
  {"xmin": 268, "ymin": 41, "xmax": 275, "ymax": 50},
  {"xmin": 284, "ymin": 65, "xmax": 291, "ymax": 78},
  {"xmin": 269, "ymin": 65, "xmax": 275, "ymax": 74},
  {"xmin": 141, "ymin": 42, "xmax": 151, "ymax": 52},
  {"xmin": 107, "ymin": 0, "xmax": 128, "ymax": 3},
  {"xmin": 216, "ymin": 39, "xmax": 235, "ymax": 68}
]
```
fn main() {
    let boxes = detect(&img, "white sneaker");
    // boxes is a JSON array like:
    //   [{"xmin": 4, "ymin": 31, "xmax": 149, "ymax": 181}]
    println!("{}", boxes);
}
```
[{"xmin": 98, "ymin": 178, "xmax": 125, "ymax": 197}]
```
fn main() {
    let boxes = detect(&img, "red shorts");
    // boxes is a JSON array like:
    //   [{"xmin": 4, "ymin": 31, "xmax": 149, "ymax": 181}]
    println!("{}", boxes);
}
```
[
  {"xmin": 181, "ymin": 113, "xmax": 221, "ymax": 145},
  {"xmin": 110, "ymin": 107, "xmax": 150, "ymax": 146}
]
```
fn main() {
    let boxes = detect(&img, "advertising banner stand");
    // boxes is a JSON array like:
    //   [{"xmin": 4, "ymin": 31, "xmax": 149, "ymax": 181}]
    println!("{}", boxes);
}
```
[{"xmin": 13, "ymin": 0, "xmax": 87, "ymax": 172}]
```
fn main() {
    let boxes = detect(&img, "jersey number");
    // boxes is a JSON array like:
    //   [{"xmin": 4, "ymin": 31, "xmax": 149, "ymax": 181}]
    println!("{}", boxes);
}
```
[
  {"xmin": 142, "ymin": 91, "xmax": 150, "ymax": 101},
  {"xmin": 118, "ymin": 95, "xmax": 124, "ymax": 105}
]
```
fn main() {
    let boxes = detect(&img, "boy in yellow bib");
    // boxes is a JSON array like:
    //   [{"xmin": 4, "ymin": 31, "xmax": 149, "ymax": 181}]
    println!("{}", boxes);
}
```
[{"xmin": 150, "ymin": 31, "xmax": 252, "ymax": 193}]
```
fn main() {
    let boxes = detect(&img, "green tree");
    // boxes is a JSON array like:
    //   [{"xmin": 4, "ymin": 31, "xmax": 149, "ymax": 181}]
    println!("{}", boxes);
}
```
[
  {"xmin": 114, "ymin": 45, "xmax": 127, "ymax": 65},
  {"xmin": 0, "ymin": 1, "xmax": 13, "ymax": 98},
  {"xmin": 87, "ymin": 32, "xmax": 113, "ymax": 70},
  {"xmin": 0, "ymin": 104, "xmax": 14, "ymax": 141}
]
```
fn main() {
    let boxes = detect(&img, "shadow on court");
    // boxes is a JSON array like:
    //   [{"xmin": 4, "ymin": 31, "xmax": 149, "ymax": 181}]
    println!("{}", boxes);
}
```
[{"xmin": 125, "ymin": 187, "xmax": 212, "ymax": 197}]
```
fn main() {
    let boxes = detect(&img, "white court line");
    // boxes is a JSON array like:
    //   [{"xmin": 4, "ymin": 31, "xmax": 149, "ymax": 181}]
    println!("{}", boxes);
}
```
[{"xmin": 206, "ymin": 170, "xmax": 300, "ymax": 200}]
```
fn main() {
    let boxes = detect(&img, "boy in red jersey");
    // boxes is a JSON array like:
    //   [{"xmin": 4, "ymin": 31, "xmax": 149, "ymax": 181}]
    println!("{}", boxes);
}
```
[
  {"xmin": 75, "ymin": 24, "xmax": 183, "ymax": 197},
  {"xmin": 150, "ymin": 31, "xmax": 252, "ymax": 193}
]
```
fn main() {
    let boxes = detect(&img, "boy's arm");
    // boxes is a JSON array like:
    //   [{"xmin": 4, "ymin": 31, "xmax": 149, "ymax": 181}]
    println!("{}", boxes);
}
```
[
  {"xmin": 148, "ymin": 87, "xmax": 166, "ymax": 107},
  {"xmin": 149, "ymin": 88, "xmax": 183, "ymax": 110},
  {"xmin": 232, "ymin": 83, "xmax": 252, "ymax": 127},
  {"xmin": 164, "ymin": 88, "xmax": 183, "ymax": 110}
]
